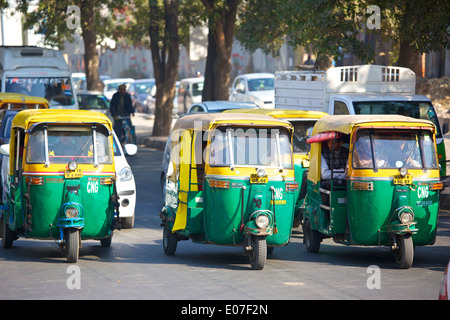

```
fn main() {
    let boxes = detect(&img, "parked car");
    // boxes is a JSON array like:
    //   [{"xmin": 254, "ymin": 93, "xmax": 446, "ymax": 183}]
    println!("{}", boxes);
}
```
[
  {"xmin": 177, "ymin": 77, "xmax": 204, "ymax": 114},
  {"xmin": 187, "ymin": 100, "xmax": 259, "ymax": 113},
  {"xmin": 129, "ymin": 79, "xmax": 156, "ymax": 113},
  {"xmin": 76, "ymin": 90, "xmax": 112, "ymax": 121},
  {"xmin": 230, "ymin": 73, "xmax": 275, "ymax": 108},
  {"xmin": 103, "ymin": 78, "xmax": 134, "ymax": 101}
]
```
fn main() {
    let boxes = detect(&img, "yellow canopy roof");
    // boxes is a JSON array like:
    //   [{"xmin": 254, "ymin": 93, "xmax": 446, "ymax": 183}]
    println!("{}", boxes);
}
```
[
  {"xmin": 223, "ymin": 108, "xmax": 328, "ymax": 119},
  {"xmin": 0, "ymin": 93, "xmax": 49, "ymax": 109},
  {"xmin": 11, "ymin": 109, "xmax": 112, "ymax": 130},
  {"xmin": 311, "ymin": 115, "xmax": 435, "ymax": 136},
  {"xmin": 172, "ymin": 112, "xmax": 292, "ymax": 132}
]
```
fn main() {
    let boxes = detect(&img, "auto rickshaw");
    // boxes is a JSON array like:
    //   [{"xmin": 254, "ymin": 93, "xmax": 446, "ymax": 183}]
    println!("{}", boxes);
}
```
[
  {"xmin": 223, "ymin": 108, "xmax": 328, "ymax": 226},
  {"xmin": 0, "ymin": 109, "xmax": 119, "ymax": 262},
  {"xmin": 160, "ymin": 113, "xmax": 297, "ymax": 270},
  {"xmin": 302, "ymin": 115, "xmax": 442, "ymax": 269},
  {"xmin": 0, "ymin": 93, "xmax": 49, "ymax": 110}
]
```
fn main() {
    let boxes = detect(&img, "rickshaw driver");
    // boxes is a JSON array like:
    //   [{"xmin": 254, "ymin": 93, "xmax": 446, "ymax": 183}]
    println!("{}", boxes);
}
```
[{"xmin": 321, "ymin": 137, "xmax": 349, "ymax": 189}]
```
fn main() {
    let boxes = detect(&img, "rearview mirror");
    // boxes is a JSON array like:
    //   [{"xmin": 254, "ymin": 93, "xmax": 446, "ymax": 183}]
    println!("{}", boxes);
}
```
[
  {"xmin": 0, "ymin": 144, "xmax": 9, "ymax": 156},
  {"xmin": 124, "ymin": 144, "xmax": 138, "ymax": 156}
]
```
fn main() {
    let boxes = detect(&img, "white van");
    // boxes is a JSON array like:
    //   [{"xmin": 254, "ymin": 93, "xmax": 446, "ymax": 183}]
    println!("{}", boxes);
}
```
[{"xmin": 0, "ymin": 46, "xmax": 78, "ymax": 109}]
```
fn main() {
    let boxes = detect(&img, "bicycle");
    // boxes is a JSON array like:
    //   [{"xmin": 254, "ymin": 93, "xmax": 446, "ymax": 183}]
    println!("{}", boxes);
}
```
[{"xmin": 115, "ymin": 116, "xmax": 136, "ymax": 145}]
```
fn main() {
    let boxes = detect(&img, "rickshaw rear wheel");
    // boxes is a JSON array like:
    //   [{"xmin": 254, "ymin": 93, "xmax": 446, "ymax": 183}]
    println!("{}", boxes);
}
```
[
  {"xmin": 1, "ymin": 218, "xmax": 16, "ymax": 249},
  {"xmin": 304, "ymin": 219, "xmax": 321, "ymax": 253},
  {"xmin": 65, "ymin": 228, "xmax": 80, "ymax": 263},
  {"xmin": 249, "ymin": 236, "xmax": 266, "ymax": 270},
  {"xmin": 394, "ymin": 234, "xmax": 414, "ymax": 269},
  {"xmin": 163, "ymin": 223, "xmax": 177, "ymax": 255}
]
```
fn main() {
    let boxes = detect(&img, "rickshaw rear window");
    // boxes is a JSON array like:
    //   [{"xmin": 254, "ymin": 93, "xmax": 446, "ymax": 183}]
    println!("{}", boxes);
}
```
[
  {"xmin": 26, "ymin": 125, "xmax": 112, "ymax": 165},
  {"xmin": 352, "ymin": 129, "xmax": 438, "ymax": 170},
  {"xmin": 209, "ymin": 127, "xmax": 293, "ymax": 169}
]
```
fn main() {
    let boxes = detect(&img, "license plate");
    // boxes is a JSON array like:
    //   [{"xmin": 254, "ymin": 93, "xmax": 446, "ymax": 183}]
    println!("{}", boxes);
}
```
[
  {"xmin": 393, "ymin": 174, "xmax": 412, "ymax": 185},
  {"xmin": 65, "ymin": 169, "xmax": 83, "ymax": 179},
  {"xmin": 250, "ymin": 174, "xmax": 268, "ymax": 184}
]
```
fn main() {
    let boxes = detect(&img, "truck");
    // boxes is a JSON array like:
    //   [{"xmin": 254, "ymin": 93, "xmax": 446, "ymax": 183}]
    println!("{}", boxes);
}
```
[
  {"xmin": 0, "ymin": 46, "xmax": 78, "ymax": 109},
  {"xmin": 274, "ymin": 65, "xmax": 447, "ymax": 176}
]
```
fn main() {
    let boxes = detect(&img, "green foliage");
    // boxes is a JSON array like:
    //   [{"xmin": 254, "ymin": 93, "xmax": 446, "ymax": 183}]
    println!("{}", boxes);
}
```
[
  {"xmin": 16, "ymin": 0, "xmax": 126, "ymax": 49},
  {"xmin": 236, "ymin": 0, "xmax": 449, "ymax": 64}
]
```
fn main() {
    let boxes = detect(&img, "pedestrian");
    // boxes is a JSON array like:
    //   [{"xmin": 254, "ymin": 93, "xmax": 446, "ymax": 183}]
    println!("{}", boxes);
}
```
[{"xmin": 110, "ymin": 84, "xmax": 134, "ymax": 143}]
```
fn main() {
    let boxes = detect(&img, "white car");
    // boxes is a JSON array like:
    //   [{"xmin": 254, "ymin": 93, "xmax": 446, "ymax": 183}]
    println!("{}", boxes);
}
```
[
  {"xmin": 103, "ymin": 78, "xmax": 135, "ymax": 101},
  {"xmin": 229, "ymin": 73, "xmax": 275, "ymax": 108},
  {"xmin": 112, "ymin": 132, "xmax": 137, "ymax": 229}
]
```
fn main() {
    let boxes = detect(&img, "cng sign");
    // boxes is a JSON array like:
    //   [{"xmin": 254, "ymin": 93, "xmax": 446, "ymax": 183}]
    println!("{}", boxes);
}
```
[{"xmin": 87, "ymin": 178, "xmax": 99, "ymax": 194}]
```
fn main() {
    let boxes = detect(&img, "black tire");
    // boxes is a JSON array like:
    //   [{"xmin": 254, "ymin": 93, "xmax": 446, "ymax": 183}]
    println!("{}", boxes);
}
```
[
  {"xmin": 100, "ymin": 232, "xmax": 113, "ymax": 247},
  {"xmin": 249, "ymin": 236, "xmax": 267, "ymax": 270},
  {"xmin": 1, "ymin": 218, "xmax": 15, "ymax": 249},
  {"xmin": 303, "ymin": 219, "xmax": 321, "ymax": 253},
  {"xmin": 122, "ymin": 215, "xmax": 135, "ymax": 229},
  {"xmin": 65, "ymin": 228, "xmax": 80, "ymax": 263},
  {"xmin": 163, "ymin": 223, "xmax": 177, "ymax": 255},
  {"xmin": 394, "ymin": 234, "xmax": 414, "ymax": 269}
]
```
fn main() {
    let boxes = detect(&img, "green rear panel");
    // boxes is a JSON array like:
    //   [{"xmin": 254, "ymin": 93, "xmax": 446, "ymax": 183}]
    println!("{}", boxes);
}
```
[
  {"xmin": 17, "ymin": 175, "xmax": 114, "ymax": 239},
  {"xmin": 203, "ymin": 178, "xmax": 295, "ymax": 246}
]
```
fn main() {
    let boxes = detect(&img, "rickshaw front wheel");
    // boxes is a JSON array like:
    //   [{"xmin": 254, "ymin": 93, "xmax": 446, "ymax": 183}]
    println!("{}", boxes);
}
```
[
  {"xmin": 163, "ymin": 223, "xmax": 177, "ymax": 255},
  {"xmin": 393, "ymin": 234, "xmax": 414, "ymax": 269},
  {"xmin": 100, "ymin": 232, "xmax": 113, "ymax": 247},
  {"xmin": 303, "ymin": 219, "xmax": 321, "ymax": 253},
  {"xmin": 65, "ymin": 228, "xmax": 80, "ymax": 263},
  {"xmin": 249, "ymin": 236, "xmax": 267, "ymax": 270}
]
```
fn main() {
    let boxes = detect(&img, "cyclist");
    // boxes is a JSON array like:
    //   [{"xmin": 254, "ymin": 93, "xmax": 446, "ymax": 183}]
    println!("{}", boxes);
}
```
[{"xmin": 110, "ymin": 84, "xmax": 134, "ymax": 143}]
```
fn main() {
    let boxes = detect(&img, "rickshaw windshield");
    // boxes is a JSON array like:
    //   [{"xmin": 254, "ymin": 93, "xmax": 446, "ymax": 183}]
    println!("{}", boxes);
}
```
[
  {"xmin": 209, "ymin": 126, "xmax": 293, "ymax": 169},
  {"xmin": 353, "ymin": 101, "xmax": 442, "ymax": 137},
  {"xmin": 26, "ymin": 125, "xmax": 112, "ymax": 165},
  {"xmin": 291, "ymin": 120, "xmax": 316, "ymax": 154},
  {"xmin": 352, "ymin": 129, "xmax": 438, "ymax": 169}
]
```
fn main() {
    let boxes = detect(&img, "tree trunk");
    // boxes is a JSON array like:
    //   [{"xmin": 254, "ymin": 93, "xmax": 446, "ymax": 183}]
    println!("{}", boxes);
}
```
[
  {"xmin": 149, "ymin": 0, "xmax": 179, "ymax": 137},
  {"xmin": 80, "ymin": 1, "xmax": 103, "ymax": 91},
  {"xmin": 201, "ymin": 0, "xmax": 240, "ymax": 101},
  {"xmin": 397, "ymin": 40, "xmax": 422, "ymax": 76}
]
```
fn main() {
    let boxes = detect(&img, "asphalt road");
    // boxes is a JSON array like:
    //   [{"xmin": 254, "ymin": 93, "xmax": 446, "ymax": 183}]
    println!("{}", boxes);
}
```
[{"xmin": 0, "ymin": 147, "xmax": 449, "ymax": 302}]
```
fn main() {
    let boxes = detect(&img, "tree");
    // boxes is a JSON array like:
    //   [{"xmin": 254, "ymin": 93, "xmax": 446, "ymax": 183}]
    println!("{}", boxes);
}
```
[
  {"xmin": 200, "ymin": 0, "xmax": 240, "ymax": 101},
  {"xmin": 18, "ymin": 0, "xmax": 125, "ymax": 91},
  {"xmin": 149, "ymin": 0, "xmax": 180, "ymax": 136},
  {"xmin": 236, "ymin": 0, "xmax": 449, "ymax": 71}
]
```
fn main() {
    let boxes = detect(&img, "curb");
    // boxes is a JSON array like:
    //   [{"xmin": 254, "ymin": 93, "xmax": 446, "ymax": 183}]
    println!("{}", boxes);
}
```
[{"xmin": 144, "ymin": 136, "xmax": 168, "ymax": 150}]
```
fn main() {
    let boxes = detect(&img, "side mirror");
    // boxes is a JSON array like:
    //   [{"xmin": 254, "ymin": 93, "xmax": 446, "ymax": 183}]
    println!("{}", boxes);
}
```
[
  {"xmin": 0, "ymin": 144, "xmax": 10, "ymax": 156},
  {"xmin": 123, "ymin": 144, "xmax": 138, "ymax": 156}
]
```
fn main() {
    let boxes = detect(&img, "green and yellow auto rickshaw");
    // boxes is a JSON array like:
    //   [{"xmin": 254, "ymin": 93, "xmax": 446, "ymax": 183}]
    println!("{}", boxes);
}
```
[
  {"xmin": 224, "ymin": 108, "xmax": 328, "ymax": 226},
  {"xmin": 160, "ymin": 113, "xmax": 298, "ymax": 270},
  {"xmin": 0, "ymin": 109, "xmax": 119, "ymax": 262},
  {"xmin": 302, "ymin": 115, "xmax": 442, "ymax": 269}
]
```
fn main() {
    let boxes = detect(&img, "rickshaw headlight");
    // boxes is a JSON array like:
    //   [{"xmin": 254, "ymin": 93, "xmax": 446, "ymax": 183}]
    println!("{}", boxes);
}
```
[
  {"xmin": 256, "ymin": 167, "xmax": 266, "ymax": 177},
  {"xmin": 399, "ymin": 167, "xmax": 408, "ymax": 177},
  {"xmin": 255, "ymin": 214, "xmax": 270, "ymax": 229},
  {"xmin": 399, "ymin": 211, "xmax": 414, "ymax": 224},
  {"xmin": 65, "ymin": 207, "xmax": 79, "ymax": 218},
  {"xmin": 68, "ymin": 161, "xmax": 78, "ymax": 171}
]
